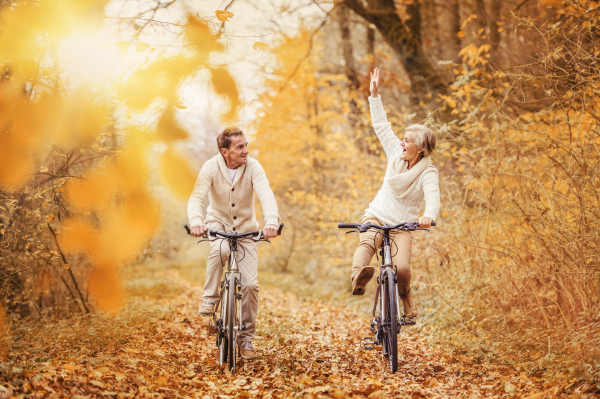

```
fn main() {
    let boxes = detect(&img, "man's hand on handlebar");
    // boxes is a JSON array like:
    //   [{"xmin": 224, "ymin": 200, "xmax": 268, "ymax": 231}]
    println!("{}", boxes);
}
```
[
  {"xmin": 190, "ymin": 225, "xmax": 206, "ymax": 237},
  {"xmin": 419, "ymin": 217, "xmax": 433, "ymax": 229},
  {"xmin": 262, "ymin": 224, "xmax": 279, "ymax": 240}
]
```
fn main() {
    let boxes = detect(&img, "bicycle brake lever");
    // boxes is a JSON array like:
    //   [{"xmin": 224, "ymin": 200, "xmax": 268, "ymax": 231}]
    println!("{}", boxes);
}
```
[{"xmin": 345, "ymin": 230, "xmax": 359, "ymax": 235}]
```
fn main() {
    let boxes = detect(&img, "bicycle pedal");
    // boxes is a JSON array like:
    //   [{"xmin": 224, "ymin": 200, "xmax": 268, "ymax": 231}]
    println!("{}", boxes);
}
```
[
  {"xmin": 207, "ymin": 322, "xmax": 217, "ymax": 335},
  {"xmin": 361, "ymin": 337, "xmax": 376, "ymax": 350},
  {"xmin": 402, "ymin": 317, "xmax": 416, "ymax": 326},
  {"xmin": 200, "ymin": 312, "xmax": 215, "ymax": 317}
]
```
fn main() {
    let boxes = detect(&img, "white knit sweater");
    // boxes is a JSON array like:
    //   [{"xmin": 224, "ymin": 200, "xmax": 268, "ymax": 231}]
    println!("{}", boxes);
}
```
[
  {"xmin": 188, "ymin": 154, "xmax": 280, "ymax": 233},
  {"xmin": 365, "ymin": 96, "xmax": 441, "ymax": 225}
]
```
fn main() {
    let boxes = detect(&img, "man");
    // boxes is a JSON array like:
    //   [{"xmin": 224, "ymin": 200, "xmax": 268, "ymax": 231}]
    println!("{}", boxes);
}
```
[{"xmin": 188, "ymin": 127, "xmax": 280, "ymax": 360}]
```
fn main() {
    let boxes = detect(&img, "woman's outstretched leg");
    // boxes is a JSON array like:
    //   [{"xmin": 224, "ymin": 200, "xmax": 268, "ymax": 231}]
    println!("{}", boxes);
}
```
[{"xmin": 351, "ymin": 217, "xmax": 383, "ymax": 295}]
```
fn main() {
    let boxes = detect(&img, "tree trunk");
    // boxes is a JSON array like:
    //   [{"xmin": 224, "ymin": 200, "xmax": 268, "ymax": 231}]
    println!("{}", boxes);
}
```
[
  {"xmin": 406, "ymin": 0, "xmax": 422, "ymax": 45},
  {"xmin": 338, "ymin": 4, "xmax": 360, "ymax": 89},
  {"xmin": 489, "ymin": 0, "xmax": 502, "ymax": 54},
  {"xmin": 367, "ymin": 25, "xmax": 375, "ymax": 64},
  {"xmin": 343, "ymin": 0, "xmax": 447, "ymax": 99}
]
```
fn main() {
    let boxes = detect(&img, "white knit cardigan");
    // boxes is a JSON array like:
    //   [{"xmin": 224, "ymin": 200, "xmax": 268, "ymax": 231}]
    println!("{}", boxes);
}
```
[
  {"xmin": 188, "ymin": 154, "xmax": 280, "ymax": 233},
  {"xmin": 365, "ymin": 96, "xmax": 441, "ymax": 225}
]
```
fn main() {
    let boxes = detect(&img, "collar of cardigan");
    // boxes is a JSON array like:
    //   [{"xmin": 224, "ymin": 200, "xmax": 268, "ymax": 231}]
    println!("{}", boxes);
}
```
[{"xmin": 217, "ymin": 153, "xmax": 247, "ymax": 186}]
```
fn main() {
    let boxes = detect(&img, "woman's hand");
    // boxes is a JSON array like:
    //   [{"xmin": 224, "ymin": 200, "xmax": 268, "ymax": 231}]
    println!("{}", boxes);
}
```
[
  {"xmin": 419, "ymin": 217, "xmax": 432, "ymax": 228},
  {"xmin": 370, "ymin": 67, "xmax": 379, "ymax": 98}
]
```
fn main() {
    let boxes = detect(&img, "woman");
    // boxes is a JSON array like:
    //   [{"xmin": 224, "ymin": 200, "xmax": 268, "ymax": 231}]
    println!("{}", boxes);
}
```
[{"xmin": 351, "ymin": 68, "xmax": 441, "ymax": 322}]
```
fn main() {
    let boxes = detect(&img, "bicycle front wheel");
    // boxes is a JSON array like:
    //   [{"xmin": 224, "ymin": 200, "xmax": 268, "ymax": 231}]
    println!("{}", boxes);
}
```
[
  {"xmin": 384, "ymin": 268, "xmax": 398, "ymax": 372},
  {"xmin": 227, "ymin": 275, "xmax": 238, "ymax": 373},
  {"xmin": 218, "ymin": 288, "xmax": 228, "ymax": 366}
]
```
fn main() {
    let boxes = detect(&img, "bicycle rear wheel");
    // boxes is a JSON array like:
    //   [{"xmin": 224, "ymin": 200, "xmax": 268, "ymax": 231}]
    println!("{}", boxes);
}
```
[
  {"xmin": 384, "ymin": 268, "xmax": 398, "ymax": 372},
  {"xmin": 227, "ymin": 276, "xmax": 238, "ymax": 373}
]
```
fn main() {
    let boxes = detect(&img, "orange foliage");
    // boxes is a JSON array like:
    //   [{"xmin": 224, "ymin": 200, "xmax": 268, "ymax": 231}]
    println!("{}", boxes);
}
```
[{"xmin": 0, "ymin": 2, "xmax": 239, "ymax": 313}]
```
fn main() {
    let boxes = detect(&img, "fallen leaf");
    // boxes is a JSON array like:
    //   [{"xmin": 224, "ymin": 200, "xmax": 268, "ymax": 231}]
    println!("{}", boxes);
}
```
[{"xmin": 90, "ymin": 380, "xmax": 105, "ymax": 388}]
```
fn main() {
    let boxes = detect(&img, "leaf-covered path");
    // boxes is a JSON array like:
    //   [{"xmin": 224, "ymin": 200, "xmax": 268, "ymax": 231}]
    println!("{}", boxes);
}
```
[{"xmin": 3, "ymin": 270, "xmax": 590, "ymax": 398}]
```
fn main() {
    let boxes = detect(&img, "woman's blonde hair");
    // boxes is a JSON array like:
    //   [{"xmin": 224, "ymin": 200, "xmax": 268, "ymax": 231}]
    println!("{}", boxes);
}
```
[{"xmin": 405, "ymin": 124, "xmax": 437, "ymax": 157}]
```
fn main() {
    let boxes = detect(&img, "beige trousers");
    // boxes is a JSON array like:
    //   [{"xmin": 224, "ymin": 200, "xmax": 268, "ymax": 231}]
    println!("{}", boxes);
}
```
[
  {"xmin": 202, "ymin": 223, "xmax": 259, "ymax": 342},
  {"xmin": 352, "ymin": 216, "xmax": 416, "ymax": 314}
]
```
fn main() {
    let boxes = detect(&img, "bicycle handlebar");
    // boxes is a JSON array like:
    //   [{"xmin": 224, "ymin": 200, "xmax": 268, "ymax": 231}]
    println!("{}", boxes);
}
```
[
  {"xmin": 337, "ymin": 220, "xmax": 436, "ymax": 231},
  {"xmin": 184, "ymin": 223, "xmax": 284, "ymax": 240},
  {"xmin": 338, "ymin": 223, "xmax": 358, "ymax": 229}
]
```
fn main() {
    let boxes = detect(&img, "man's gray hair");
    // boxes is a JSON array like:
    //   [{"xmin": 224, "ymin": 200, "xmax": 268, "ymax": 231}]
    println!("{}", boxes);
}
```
[
  {"xmin": 405, "ymin": 124, "xmax": 437, "ymax": 157},
  {"xmin": 217, "ymin": 127, "xmax": 244, "ymax": 151}
]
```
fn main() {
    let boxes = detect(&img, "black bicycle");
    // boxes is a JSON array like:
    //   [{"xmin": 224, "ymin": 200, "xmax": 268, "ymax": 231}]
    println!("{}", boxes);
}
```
[
  {"xmin": 185, "ymin": 223, "xmax": 283, "ymax": 373},
  {"xmin": 338, "ymin": 220, "xmax": 435, "ymax": 373}
]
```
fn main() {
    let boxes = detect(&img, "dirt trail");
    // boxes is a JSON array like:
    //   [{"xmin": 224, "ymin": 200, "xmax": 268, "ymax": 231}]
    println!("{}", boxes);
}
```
[{"xmin": 2, "ymin": 270, "xmax": 586, "ymax": 398}]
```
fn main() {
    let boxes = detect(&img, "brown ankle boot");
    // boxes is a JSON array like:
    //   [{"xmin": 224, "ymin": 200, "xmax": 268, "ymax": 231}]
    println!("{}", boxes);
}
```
[
  {"xmin": 351, "ymin": 266, "xmax": 374, "ymax": 295},
  {"xmin": 401, "ymin": 292, "xmax": 418, "ymax": 318}
]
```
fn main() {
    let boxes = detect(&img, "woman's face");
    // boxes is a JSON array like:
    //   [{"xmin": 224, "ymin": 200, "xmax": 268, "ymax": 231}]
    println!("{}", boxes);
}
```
[{"xmin": 401, "ymin": 132, "xmax": 421, "ymax": 161}]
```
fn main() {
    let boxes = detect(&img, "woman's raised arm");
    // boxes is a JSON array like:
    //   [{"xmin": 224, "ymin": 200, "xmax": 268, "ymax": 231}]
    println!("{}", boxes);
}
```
[{"xmin": 368, "ymin": 68, "xmax": 403, "ymax": 157}]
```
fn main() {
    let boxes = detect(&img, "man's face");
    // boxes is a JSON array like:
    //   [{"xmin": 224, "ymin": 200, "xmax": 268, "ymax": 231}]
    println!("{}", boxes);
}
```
[{"xmin": 221, "ymin": 134, "xmax": 249, "ymax": 166}]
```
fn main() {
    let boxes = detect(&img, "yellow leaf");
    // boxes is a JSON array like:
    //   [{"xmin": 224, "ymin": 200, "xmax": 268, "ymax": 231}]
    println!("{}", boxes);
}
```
[
  {"xmin": 90, "ymin": 380, "xmax": 105, "ymax": 389},
  {"xmin": 160, "ymin": 148, "xmax": 197, "ymax": 198},
  {"xmin": 63, "ymin": 364, "xmax": 78, "ymax": 372},
  {"xmin": 48, "ymin": 214, "xmax": 55, "ymax": 221},
  {"xmin": 64, "ymin": 264, "xmax": 70, "ymax": 270},
  {"xmin": 42, "ymin": 202, "xmax": 50, "ymax": 207},
  {"xmin": 215, "ymin": 10, "xmax": 234, "ymax": 21},
  {"xmin": 210, "ymin": 67, "xmax": 239, "ymax": 120},
  {"xmin": 457, "ymin": 31, "xmax": 465, "ymax": 38},
  {"xmin": 67, "ymin": 166, "xmax": 118, "ymax": 210},
  {"xmin": 118, "ymin": 55, "xmax": 199, "ymax": 109},
  {"xmin": 135, "ymin": 42, "xmax": 150, "ymax": 52},
  {"xmin": 156, "ymin": 375, "xmax": 168, "ymax": 385},
  {"xmin": 88, "ymin": 265, "xmax": 124, "ymax": 312},
  {"xmin": 39, "ymin": 166, "xmax": 49, "ymax": 173},
  {"xmin": 253, "ymin": 42, "xmax": 269, "ymax": 51},
  {"xmin": 458, "ymin": 165, "xmax": 464, "ymax": 172},
  {"xmin": 442, "ymin": 211, "xmax": 449, "ymax": 217},
  {"xmin": 186, "ymin": 16, "xmax": 224, "ymax": 58},
  {"xmin": 156, "ymin": 108, "xmax": 189, "ymax": 142},
  {"xmin": 0, "ymin": 229, "xmax": 4, "ymax": 235},
  {"xmin": 95, "ymin": 367, "xmax": 110, "ymax": 374}
]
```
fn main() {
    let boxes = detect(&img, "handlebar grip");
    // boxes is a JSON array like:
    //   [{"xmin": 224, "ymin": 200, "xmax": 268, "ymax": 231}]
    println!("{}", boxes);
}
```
[
  {"xmin": 184, "ymin": 224, "xmax": 191, "ymax": 235},
  {"xmin": 338, "ymin": 223, "xmax": 357, "ymax": 229},
  {"xmin": 431, "ymin": 221, "xmax": 436, "ymax": 226},
  {"xmin": 277, "ymin": 223, "xmax": 284, "ymax": 236}
]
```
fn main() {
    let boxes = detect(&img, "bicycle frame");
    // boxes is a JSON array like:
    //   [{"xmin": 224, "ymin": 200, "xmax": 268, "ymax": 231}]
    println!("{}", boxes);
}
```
[
  {"xmin": 376, "ymin": 231, "xmax": 404, "ymax": 326},
  {"xmin": 372, "ymin": 230, "xmax": 403, "ymax": 340},
  {"xmin": 218, "ymin": 240, "xmax": 244, "ymax": 339}
]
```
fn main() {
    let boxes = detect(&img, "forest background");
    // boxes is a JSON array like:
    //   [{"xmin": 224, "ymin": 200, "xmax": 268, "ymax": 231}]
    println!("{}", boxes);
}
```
[{"xmin": 0, "ymin": 0, "xmax": 599, "ymax": 386}]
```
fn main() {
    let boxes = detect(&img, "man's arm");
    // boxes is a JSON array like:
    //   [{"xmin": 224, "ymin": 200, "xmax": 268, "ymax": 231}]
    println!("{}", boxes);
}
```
[
  {"xmin": 251, "ymin": 162, "xmax": 280, "ymax": 239},
  {"xmin": 187, "ymin": 162, "xmax": 213, "ymax": 236}
]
